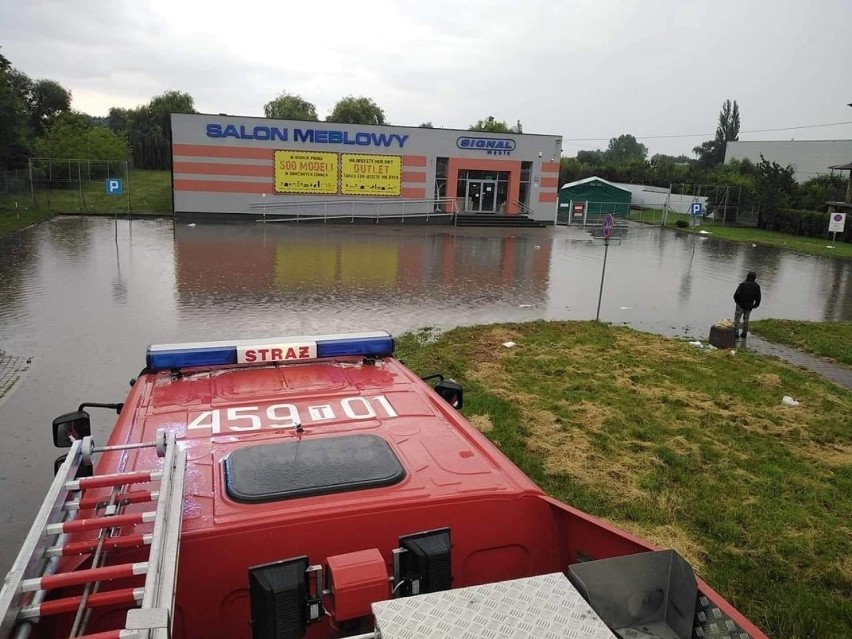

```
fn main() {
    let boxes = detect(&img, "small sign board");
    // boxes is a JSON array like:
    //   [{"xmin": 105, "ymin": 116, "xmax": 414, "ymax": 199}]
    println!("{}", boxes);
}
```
[
  {"xmin": 690, "ymin": 202, "xmax": 704, "ymax": 216},
  {"xmin": 602, "ymin": 214, "xmax": 614, "ymax": 239},
  {"xmin": 105, "ymin": 178, "xmax": 123, "ymax": 195},
  {"xmin": 828, "ymin": 212, "xmax": 846, "ymax": 233},
  {"xmin": 573, "ymin": 202, "xmax": 585, "ymax": 217}
]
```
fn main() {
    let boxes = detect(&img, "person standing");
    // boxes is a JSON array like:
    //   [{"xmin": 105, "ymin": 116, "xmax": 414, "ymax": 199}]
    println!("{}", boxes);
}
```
[{"xmin": 733, "ymin": 271, "xmax": 761, "ymax": 338}]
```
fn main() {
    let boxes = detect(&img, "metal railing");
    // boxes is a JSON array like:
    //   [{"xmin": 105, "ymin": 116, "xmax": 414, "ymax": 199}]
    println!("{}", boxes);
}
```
[
  {"xmin": 249, "ymin": 197, "xmax": 458, "ymax": 223},
  {"xmin": 512, "ymin": 200, "xmax": 535, "ymax": 216}
]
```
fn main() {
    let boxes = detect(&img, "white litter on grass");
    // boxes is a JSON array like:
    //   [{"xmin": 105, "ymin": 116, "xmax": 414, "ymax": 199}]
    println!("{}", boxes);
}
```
[
  {"xmin": 518, "ymin": 304, "xmax": 532, "ymax": 308},
  {"xmin": 826, "ymin": 246, "xmax": 835, "ymax": 249},
  {"xmin": 781, "ymin": 395, "xmax": 800, "ymax": 406},
  {"xmin": 187, "ymin": 223, "xmax": 196, "ymax": 227},
  {"xmin": 752, "ymin": 243, "xmax": 757, "ymax": 247},
  {"xmin": 699, "ymin": 230, "xmax": 711, "ymax": 235},
  {"xmin": 689, "ymin": 341, "xmax": 704, "ymax": 349},
  {"xmin": 502, "ymin": 341, "xmax": 516, "ymax": 349}
]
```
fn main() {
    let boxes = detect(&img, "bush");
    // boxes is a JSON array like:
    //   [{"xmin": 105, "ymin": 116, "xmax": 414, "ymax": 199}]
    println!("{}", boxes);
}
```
[
  {"xmin": 762, "ymin": 209, "xmax": 852, "ymax": 243},
  {"xmin": 675, "ymin": 219, "xmax": 689, "ymax": 228}
]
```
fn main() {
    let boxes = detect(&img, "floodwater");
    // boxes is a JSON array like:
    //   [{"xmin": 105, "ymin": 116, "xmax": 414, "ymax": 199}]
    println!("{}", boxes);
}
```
[{"xmin": 0, "ymin": 216, "xmax": 850, "ymax": 573}]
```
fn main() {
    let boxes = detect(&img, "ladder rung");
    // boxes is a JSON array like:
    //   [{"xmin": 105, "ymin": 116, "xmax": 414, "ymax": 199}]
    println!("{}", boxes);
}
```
[
  {"xmin": 47, "ymin": 534, "xmax": 153, "ymax": 557},
  {"xmin": 19, "ymin": 587, "xmax": 144, "ymax": 619},
  {"xmin": 67, "ymin": 470, "xmax": 161, "ymax": 491},
  {"xmin": 75, "ymin": 631, "xmax": 124, "ymax": 639},
  {"xmin": 66, "ymin": 491, "xmax": 159, "ymax": 512},
  {"xmin": 47, "ymin": 511, "xmax": 156, "ymax": 535},
  {"xmin": 21, "ymin": 562, "xmax": 148, "ymax": 592}
]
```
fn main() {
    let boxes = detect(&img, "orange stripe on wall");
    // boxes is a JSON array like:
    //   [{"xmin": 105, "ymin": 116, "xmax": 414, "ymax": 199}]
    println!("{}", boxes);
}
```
[
  {"xmin": 540, "ymin": 161, "xmax": 560, "ymax": 174},
  {"xmin": 401, "ymin": 171, "xmax": 427, "ymax": 183},
  {"xmin": 538, "ymin": 191, "xmax": 558, "ymax": 203},
  {"xmin": 175, "ymin": 179, "xmax": 271, "ymax": 194},
  {"xmin": 402, "ymin": 155, "xmax": 428, "ymax": 167},
  {"xmin": 540, "ymin": 176, "xmax": 559, "ymax": 188},
  {"xmin": 401, "ymin": 187, "xmax": 426, "ymax": 198},
  {"xmin": 174, "ymin": 162, "xmax": 273, "ymax": 177},
  {"xmin": 173, "ymin": 144, "xmax": 274, "ymax": 160}
]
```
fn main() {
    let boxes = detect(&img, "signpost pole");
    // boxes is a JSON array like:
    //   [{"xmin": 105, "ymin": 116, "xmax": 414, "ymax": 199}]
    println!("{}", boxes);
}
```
[
  {"xmin": 596, "ymin": 213, "xmax": 614, "ymax": 322},
  {"xmin": 596, "ymin": 238, "xmax": 609, "ymax": 322}
]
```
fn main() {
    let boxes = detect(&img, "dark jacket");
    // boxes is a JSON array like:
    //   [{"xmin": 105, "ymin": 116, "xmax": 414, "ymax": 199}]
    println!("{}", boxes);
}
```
[{"xmin": 734, "ymin": 273, "xmax": 761, "ymax": 311}]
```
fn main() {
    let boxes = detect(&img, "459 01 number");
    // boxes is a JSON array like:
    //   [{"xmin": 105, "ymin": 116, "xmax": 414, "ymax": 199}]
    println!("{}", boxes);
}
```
[{"xmin": 186, "ymin": 394, "xmax": 398, "ymax": 435}]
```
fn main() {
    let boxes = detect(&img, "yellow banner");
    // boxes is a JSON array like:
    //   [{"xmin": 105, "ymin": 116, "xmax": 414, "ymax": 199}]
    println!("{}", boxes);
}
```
[
  {"xmin": 340, "ymin": 154, "xmax": 401, "ymax": 197},
  {"xmin": 274, "ymin": 150, "xmax": 338, "ymax": 195}
]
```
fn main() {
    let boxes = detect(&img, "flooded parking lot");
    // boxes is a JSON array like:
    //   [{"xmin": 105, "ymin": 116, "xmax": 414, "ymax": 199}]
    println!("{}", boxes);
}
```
[{"xmin": 0, "ymin": 216, "xmax": 850, "ymax": 572}]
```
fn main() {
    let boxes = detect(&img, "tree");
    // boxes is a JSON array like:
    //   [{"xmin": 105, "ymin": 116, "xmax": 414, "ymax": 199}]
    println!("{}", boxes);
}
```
[
  {"xmin": 717, "ymin": 99, "xmax": 740, "ymax": 142},
  {"xmin": 419, "ymin": 122, "xmax": 434, "ymax": 128},
  {"xmin": 694, "ymin": 99, "xmax": 740, "ymax": 168},
  {"xmin": 108, "ymin": 107, "xmax": 131, "ymax": 134},
  {"xmin": 753, "ymin": 155, "xmax": 796, "ymax": 228},
  {"xmin": 118, "ymin": 91, "xmax": 196, "ymax": 169},
  {"xmin": 0, "ymin": 55, "xmax": 30, "ymax": 169},
  {"xmin": 263, "ymin": 92, "xmax": 318, "ymax": 121},
  {"xmin": 469, "ymin": 116, "xmax": 510, "ymax": 133},
  {"xmin": 576, "ymin": 149, "xmax": 605, "ymax": 164},
  {"xmin": 28, "ymin": 79, "xmax": 72, "ymax": 134},
  {"xmin": 650, "ymin": 153, "xmax": 690, "ymax": 166},
  {"xmin": 35, "ymin": 111, "xmax": 130, "ymax": 161},
  {"xmin": 605, "ymin": 134, "xmax": 647, "ymax": 163},
  {"xmin": 327, "ymin": 96, "xmax": 386, "ymax": 125}
]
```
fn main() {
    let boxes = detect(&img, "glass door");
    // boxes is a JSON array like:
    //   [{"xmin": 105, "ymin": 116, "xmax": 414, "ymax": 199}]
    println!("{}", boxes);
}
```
[
  {"xmin": 480, "ymin": 181, "xmax": 497, "ymax": 213},
  {"xmin": 466, "ymin": 180, "xmax": 498, "ymax": 213}
]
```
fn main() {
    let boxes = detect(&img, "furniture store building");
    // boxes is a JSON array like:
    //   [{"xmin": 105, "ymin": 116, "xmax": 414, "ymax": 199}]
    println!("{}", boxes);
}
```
[{"xmin": 170, "ymin": 113, "xmax": 562, "ymax": 221}]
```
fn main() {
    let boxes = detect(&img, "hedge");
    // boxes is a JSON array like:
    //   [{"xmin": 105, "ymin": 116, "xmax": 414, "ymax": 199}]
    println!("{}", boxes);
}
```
[{"xmin": 761, "ymin": 208, "xmax": 851, "ymax": 242}]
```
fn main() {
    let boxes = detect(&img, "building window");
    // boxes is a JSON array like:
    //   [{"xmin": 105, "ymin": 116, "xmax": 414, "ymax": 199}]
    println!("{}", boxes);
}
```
[
  {"xmin": 434, "ymin": 157, "xmax": 448, "ymax": 200},
  {"xmin": 519, "ymin": 161, "xmax": 533, "ymax": 208}
]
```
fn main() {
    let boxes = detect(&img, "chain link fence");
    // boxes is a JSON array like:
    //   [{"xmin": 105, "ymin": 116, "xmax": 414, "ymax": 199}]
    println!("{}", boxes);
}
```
[
  {"xmin": 0, "ymin": 158, "xmax": 133, "ymax": 215},
  {"xmin": 627, "ymin": 183, "xmax": 758, "ymax": 228}
]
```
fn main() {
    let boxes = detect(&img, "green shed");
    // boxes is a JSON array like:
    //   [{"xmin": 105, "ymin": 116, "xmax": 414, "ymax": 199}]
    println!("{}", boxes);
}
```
[{"xmin": 558, "ymin": 176, "xmax": 632, "ymax": 222}]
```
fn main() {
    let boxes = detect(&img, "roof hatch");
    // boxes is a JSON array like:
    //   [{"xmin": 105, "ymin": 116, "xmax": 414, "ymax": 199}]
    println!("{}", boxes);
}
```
[{"xmin": 223, "ymin": 434, "xmax": 405, "ymax": 503}]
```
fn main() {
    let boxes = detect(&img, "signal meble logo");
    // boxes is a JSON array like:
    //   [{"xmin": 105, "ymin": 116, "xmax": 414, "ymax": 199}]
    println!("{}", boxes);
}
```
[{"xmin": 456, "ymin": 136, "xmax": 515, "ymax": 156}]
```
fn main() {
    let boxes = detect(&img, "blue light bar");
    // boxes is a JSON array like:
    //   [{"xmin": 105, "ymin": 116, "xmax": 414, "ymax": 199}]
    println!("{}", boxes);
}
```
[
  {"xmin": 316, "ymin": 334, "xmax": 394, "ymax": 359},
  {"xmin": 146, "ymin": 331, "xmax": 394, "ymax": 372},
  {"xmin": 146, "ymin": 345, "xmax": 238, "ymax": 371}
]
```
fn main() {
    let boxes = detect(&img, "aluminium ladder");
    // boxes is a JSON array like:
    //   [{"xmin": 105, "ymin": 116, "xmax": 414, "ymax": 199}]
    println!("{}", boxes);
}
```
[{"xmin": 0, "ymin": 430, "xmax": 186, "ymax": 639}]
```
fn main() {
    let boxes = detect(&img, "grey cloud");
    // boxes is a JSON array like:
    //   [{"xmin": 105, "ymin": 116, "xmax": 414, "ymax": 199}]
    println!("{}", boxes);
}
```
[{"xmin": 2, "ymin": 0, "xmax": 851, "ymax": 156}]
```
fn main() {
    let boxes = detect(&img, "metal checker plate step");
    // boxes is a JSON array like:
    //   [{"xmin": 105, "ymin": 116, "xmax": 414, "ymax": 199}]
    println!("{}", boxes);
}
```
[
  {"xmin": 693, "ymin": 594, "xmax": 750, "ymax": 639},
  {"xmin": 371, "ymin": 572, "xmax": 613, "ymax": 639}
]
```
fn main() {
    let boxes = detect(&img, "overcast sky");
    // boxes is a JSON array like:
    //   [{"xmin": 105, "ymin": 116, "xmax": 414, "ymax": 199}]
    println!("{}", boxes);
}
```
[{"xmin": 2, "ymin": 0, "xmax": 851, "ymax": 157}]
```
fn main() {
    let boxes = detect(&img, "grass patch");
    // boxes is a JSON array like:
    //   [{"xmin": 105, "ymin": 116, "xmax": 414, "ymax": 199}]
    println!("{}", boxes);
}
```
[
  {"xmin": 751, "ymin": 319, "xmax": 852, "ymax": 366},
  {"xmin": 0, "ymin": 170, "xmax": 171, "ymax": 237},
  {"xmin": 0, "ymin": 209, "xmax": 55, "ymax": 237},
  {"xmin": 630, "ymin": 211, "xmax": 852, "ymax": 259},
  {"xmin": 397, "ymin": 321, "xmax": 852, "ymax": 638}
]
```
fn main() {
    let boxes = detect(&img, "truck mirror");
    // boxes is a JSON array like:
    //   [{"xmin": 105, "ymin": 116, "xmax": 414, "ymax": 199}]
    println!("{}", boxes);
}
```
[
  {"xmin": 434, "ymin": 380, "xmax": 463, "ymax": 410},
  {"xmin": 52, "ymin": 411, "xmax": 91, "ymax": 448}
]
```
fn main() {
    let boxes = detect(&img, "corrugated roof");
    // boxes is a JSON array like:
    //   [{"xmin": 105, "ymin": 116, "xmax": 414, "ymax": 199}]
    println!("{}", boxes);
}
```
[
  {"xmin": 559, "ymin": 176, "xmax": 632, "ymax": 192},
  {"xmin": 828, "ymin": 162, "xmax": 852, "ymax": 170}
]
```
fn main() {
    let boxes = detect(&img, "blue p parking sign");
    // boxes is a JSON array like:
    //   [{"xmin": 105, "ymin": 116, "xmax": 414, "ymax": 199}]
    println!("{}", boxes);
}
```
[
  {"xmin": 105, "ymin": 178, "xmax": 123, "ymax": 195},
  {"xmin": 691, "ymin": 202, "xmax": 704, "ymax": 216}
]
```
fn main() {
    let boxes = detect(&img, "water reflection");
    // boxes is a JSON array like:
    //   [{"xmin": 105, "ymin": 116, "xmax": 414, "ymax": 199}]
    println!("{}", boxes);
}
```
[{"xmin": 174, "ymin": 224, "xmax": 551, "ymax": 310}]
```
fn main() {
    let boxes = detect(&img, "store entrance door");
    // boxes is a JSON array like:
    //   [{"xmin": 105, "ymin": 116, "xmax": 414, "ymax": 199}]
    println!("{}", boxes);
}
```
[{"xmin": 466, "ymin": 180, "xmax": 498, "ymax": 213}]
